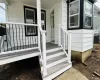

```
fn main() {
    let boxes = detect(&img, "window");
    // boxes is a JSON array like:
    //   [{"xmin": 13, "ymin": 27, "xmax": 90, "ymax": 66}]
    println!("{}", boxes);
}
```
[
  {"xmin": 0, "ymin": 3, "xmax": 6, "ymax": 22},
  {"xmin": 69, "ymin": 0, "xmax": 79, "ymax": 28},
  {"xmin": 24, "ymin": 6, "xmax": 46, "ymax": 36},
  {"xmin": 84, "ymin": 0, "xmax": 92, "ymax": 28},
  {"xmin": 41, "ymin": 10, "xmax": 46, "ymax": 30}
]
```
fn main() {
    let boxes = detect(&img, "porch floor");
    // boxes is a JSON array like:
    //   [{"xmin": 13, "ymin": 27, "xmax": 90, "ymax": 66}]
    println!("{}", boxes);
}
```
[
  {"xmin": 46, "ymin": 43, "xmax": 58, "ymax": 50},
  {"xmin": 2, "ymin": 42, "xmax": 58, "ymax": 52},
  {"xmin": 0, "ymin": 42, "xmax": 59, "ymax": 65}
]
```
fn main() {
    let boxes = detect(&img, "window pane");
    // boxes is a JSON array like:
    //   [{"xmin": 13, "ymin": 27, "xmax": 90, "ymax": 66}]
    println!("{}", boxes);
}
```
[
  {"xmin": 0, "ymin": 7, "xmax": 6, "ymax": 21},
  {"xmin": 70, "ymin": 1, "xmax": 79, "ymax": 15},
  {"xmin": 85, "ymin": 1, "xmax": 92, "ymax": 16},
  {"xmin": 70, "ymin": 15, "xmax": 78, "ymax": 27},
  {"xmin": 26, "ymin": 9, "xmax": 35, "ymax": 22},
  {"xmin": 0, "ymin": 3, "xmax": 6, "ymax": 9},
  {"xmin": 85, "ymin": 15, "xmax": 92, "ymax": 27}
]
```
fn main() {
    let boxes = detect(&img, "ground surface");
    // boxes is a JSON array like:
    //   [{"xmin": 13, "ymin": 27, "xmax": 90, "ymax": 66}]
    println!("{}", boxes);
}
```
[
  {"xmin": 0, "ymin": 57, "xmax": 42, "ymax": 80},
  {"xmin": 73, "ymin": 44, "xmax": 100, "ymax": 80},
  {"xmin": 54, "ymin": 67, "xmax": 88, "ymax": 80}
]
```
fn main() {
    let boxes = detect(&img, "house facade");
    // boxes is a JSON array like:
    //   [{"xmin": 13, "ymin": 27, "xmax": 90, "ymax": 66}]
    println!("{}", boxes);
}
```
[{"xmin": 0, "ymin": 0, "xmax": 97, "ymax": 80}]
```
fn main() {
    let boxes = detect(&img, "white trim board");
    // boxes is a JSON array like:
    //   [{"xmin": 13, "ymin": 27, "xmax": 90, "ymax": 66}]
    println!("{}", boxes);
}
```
[{"xmin": 0, "ymin": 52, "xmax": 40, "ymax": 65}]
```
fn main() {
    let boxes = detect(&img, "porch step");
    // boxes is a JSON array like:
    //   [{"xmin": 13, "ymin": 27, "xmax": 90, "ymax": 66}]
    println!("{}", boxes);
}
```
[
  {"xmin": 47, "ymin": 50, "xmax": 65, "ymax": 60},
  {"xmin": 46, "ymin": 47, "xmax": 62, "ymax": 53},
  {"xmin": 43, "ymin": 61, "xmax": 72, "ymax": 80},
  {"xmin": 47, "ymin": 55, "xmax": 67, "ymax": 69},
  {"xmin": 41, "ymin": 47, "xmax": 72, "ymax": 80}
]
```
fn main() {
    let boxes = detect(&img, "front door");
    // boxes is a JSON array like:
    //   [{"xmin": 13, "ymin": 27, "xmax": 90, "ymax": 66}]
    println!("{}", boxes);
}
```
[{"xmin": 50, "ymin": 10, "xmax": 55, "ymax": 43}]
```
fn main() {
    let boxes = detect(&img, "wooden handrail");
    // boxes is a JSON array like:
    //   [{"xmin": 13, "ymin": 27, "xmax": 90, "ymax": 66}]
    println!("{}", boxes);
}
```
[
  {"xmin": 0, "ymin": 22, "xmax": 38, "ymax": 26},
  {"xmin": 60, "ymin": 26, "xmax": 68, "ymax": 34}
]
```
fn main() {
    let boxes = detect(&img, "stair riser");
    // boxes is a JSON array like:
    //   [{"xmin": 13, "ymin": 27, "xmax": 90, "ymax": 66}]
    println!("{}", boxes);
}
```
[
  {"xmin": 47, "ymin": 52, "xmax": 65, "ymax": 60},
  {"xmin": 43, "ymin": 63, "xmax": 72, "ymax": 80},
  {"xmin": 47, "ymin": 48, "xmax": 62, "ymax": 53},
  {"xmin": 41, "ymin": 58, "xmax": 68, "ymax": 71},
  {"xmin": 47, "ymin": 58, "xmax": 68, "ymax": 69}
]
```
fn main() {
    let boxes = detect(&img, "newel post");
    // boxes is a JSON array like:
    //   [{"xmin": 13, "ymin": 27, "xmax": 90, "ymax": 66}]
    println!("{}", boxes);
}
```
[
  {"xmin": 42, "ymin": 31, "xmax": 47, "ymax": 76},
  {"xmin": 68, "ymin": 33, "xmax": 71, "ymax": 63}
]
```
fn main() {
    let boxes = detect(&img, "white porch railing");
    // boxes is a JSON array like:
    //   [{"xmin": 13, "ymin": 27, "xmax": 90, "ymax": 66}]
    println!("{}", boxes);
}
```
[
  {"xmin": 59, "ymin": 26, "xmax": 72, "ymax": 63},
  {"xmin": 0, "ymin": 22, "xmax": 39, "ymax": 53},
  {"xmin": 0, "ymin": 22, "xmax": 47, "ymax": 76}
]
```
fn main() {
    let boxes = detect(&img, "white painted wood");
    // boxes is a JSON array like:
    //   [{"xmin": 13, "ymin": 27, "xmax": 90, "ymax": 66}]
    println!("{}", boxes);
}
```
[
  {"xmin": 47, "ymin": 57, "xmax": 67, "ymax": 69},
  {"xmin": 37, "ymin": 0, "xmax": 41, "ymax": 51},
  {"xmin": 43, "ymin": 63, "xmax": 72, "ymax": 80},
  {"xmin": 0, "ymin": 47, "xmax": 39, "ymax": 55},
  {"xmin": 42, "ymin": 32, "xmax": 47, "ymax": 76},
  {"xmin": 68, "ymin": 33, "xmax": 71, "ymax": 63},
  {"xmin": 0, "ymin": 52, "xmax": 40, "ymax": 65},
  {"xmin": 46, "ymin": 47, "xmax": 62, "ymax": 53},
  {"xmin": 68, "ymin": 30, "xmax": 94, "ymax": 52},
  {"xmin": 0, "ymin": 22, "xmax": 38, "ymax": 26},
  {"xmin": 47, "ymin": 52, "xmax": 65, "ymax": 60}
]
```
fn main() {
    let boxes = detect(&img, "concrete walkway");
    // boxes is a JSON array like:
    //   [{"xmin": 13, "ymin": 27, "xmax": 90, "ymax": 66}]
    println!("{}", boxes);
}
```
[{"xmin": 54, "ymin": 67, "xmax": 88, "ymax": 80}]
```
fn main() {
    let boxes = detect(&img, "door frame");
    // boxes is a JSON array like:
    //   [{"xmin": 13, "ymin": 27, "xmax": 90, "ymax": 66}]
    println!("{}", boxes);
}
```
[{"xmin": 50, "ymin": 10, "xmax": 55, "ymax": 43}]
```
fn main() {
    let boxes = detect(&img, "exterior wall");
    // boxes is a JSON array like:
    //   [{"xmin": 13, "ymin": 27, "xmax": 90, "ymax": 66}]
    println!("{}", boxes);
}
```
[
  {"xmin": 7, "ymin": 1, "xmax": 51, "ymax": 47},
  {"xmin": 61, "ymin": 0, "xmax": 94, "ymax": 52},
  {"xmin": 47, "ymin": 0, "xmax": 62, "ymax": 44},
  {"xmin": 62, "ymin": 0, "xmax": 67, "ymax": 30},
  {"xmin": 68, "ymin": 30, "xmax": 94, "ymax": 52},
  {"xmin": 54, "ymin": 0, "xmax": 62, "ymax": 44}
]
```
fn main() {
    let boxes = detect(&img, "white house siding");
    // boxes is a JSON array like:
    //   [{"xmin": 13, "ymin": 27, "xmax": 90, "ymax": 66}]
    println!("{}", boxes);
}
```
[
  {"xmin": 82, "ymin": 30, "xmax": 94, "ymax": 52},
  {"xmin": 68, "ymin": 30, "xmax": 94, "ymax": 52},
  {"xmin": 7, "ymin": 1, "xmax": 51, "ymax": 48},
  {"xmin": 62, "ymin": 0, "xmax": 67, "ymax": 30},
  {"xmin": 53, "ymin": 0, "xmax": 62, "ymax": 44}
]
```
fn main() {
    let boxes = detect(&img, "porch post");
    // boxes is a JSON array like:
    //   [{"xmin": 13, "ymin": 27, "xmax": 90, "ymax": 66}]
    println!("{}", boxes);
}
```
[
  {"xmin": 36, "ymin": 0, "xmax": 47, "ymax": 76},
  {"xmin": 37, "ymin": 0, "xmax": 41, "ymax": 51}
]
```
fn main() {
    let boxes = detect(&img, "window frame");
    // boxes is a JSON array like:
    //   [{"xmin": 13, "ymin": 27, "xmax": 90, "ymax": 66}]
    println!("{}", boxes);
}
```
[
  {"xmin": 24, "ymin": 6, "xmax": 46, "ymax": 36},
  {"xmin": 84, "ymin": 0, "xmax": 93, "ymax": 29},
  {"xmin": 69, "ymin": 0, "xmax": 80, "ymax": 29},
  {"xmin": 0, "ymin": 3, "xmax": 7, "ymax": 22}
]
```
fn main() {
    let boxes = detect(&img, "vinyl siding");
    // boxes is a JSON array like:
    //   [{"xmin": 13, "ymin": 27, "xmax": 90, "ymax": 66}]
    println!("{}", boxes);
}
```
[{"xmin": 68, "ymin": 30, "xmax": 94, "ymax": 52}]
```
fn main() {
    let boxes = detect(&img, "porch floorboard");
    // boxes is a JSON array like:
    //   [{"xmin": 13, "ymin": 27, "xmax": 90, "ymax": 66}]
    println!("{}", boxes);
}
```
[{"xmin": 46, "ymin": 43, "xmax": 59, "ymax": 50}]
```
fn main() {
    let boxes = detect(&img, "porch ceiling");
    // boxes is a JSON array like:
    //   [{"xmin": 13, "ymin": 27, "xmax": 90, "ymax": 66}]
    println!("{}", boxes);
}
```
[{"xmin": 7, "ymin": 0, "xmax": 57, "ymax": 9}]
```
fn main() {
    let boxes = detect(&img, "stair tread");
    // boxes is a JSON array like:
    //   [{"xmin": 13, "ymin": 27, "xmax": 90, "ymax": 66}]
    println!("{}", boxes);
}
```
[
  {"xmin": 44, "ymin": 61, "xmax": 70, "ymax": 77},
  {"xmin": 46, "ymin": 47, "xmax": 62, "ymax": 53},
  {"xmin": 47, "ymin": 50, "xmax": 63, "ymax": 56},
  {"xmin": 47, "ymin": 54, "xmax": 66, "ymax": 64}
]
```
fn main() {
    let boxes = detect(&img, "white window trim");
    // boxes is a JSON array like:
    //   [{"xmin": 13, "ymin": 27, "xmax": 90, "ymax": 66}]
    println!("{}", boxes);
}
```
[
  {"xmin": 69, "ymin": 0, "xmax": 80, "ymax": 28},
  {"xmin": 25, "ymin": 8, "xmax": 36, "ymax": 24},
  {"xmin": 0, "ymin": 3, "xmax": 7, "ymax": 22},
  {"xmin": 84, "ymin": 0, "xmax": 92, "ymax": 28}
]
